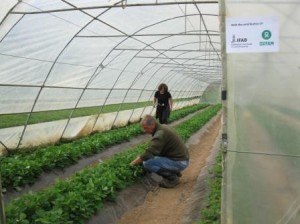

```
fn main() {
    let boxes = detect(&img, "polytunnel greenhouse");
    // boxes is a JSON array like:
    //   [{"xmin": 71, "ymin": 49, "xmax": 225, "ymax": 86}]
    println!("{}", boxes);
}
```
[{"xmin": 0, "ymin": 0, "xmax": 299, "ymax": 224}]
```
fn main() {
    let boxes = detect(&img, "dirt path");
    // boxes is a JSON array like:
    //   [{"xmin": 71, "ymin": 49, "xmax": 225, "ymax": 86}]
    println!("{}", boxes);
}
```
[{"xmin": 117, "ymin": 115, "xmax": 222, "ymax": 224}]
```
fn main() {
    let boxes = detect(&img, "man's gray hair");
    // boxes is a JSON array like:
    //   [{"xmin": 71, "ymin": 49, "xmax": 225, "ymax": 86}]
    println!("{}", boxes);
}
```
[{"xmin": 140, "ymin": 115, "xmax": 157, "ymax": 126}]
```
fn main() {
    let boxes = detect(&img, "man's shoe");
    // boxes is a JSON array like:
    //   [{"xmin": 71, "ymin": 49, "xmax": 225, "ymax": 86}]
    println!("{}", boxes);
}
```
[
  {"xmin": 159, "ymin": 177, "xmax": 179, "ymax": 188},
  {"xmin": 176, "ymin": 172, "xmax": 182, "ymax": 177},
  {"xmin": 142, "ymin": 172, "xmax": 161, "ymax": 192},
  {"xmin": 157, "ymin": 168, "xmax": 178, "ymax": 178},
  {"xmin": 155, "ymin": 168, "xmax": 182, "ymax": 188}
]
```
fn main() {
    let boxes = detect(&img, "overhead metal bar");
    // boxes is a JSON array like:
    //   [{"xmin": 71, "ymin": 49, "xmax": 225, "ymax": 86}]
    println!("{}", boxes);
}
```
[
  {"xmin": 77, "ymin": 32, "xmax": 220, "ymax": 38},
  {"xmin": 0, "ymin": 84, "xmax": 195, "ymax": 93},
  {"xmin": 12, "ymin": 1, "xmax": 219, "ymax": 15},
  {"xmin": 135, "ymin": 56, "xmax": 221, "ymax": 61},
  {"xmin": 150, "ymin": 62, "xmax": 221, "ymax": 67},
  {"xmin": 0, "ymin": 83, "xmax": 162, "ymax": 91},
  {"xmin": 169, "ymin": 67, "xmax": 221, "ymax": 70},
  {"xmin": 114, "ymin": 48, "xmax": 221, "ymax": 52},
  {"xmin": 71, "ymin": 8, "xmax": 218, "ymax": 85},
  {"xmin": 181, "ymin": 70, "xmax": 221, "ymax": 74},
  {"xmin": 187, "ymin": 69, "xmax": 221, "ymax": 72},
  {"xmin": 155, "ymin": 67, "xmax": 221, "ymax": 72},
  {"xmin": 182, "ymin": 68, "xmax": 221, "ymax": 72},
  {"xmin": 56, "ymin": 0, "xmax": 218, "ymax": 133},
  {"xmin": 0, "ymin": 52, "xmax": 96, "ymax": 68},
  {"xmin": 187, "ymin": 74, "xmax": 221, "ymax": 77},
  {"xmin": 175, "ymin": 68, "xmax": 221, "ymax": 74}
]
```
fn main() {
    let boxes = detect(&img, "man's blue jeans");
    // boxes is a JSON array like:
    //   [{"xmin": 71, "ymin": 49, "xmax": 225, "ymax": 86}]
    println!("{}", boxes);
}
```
[{"xmin": 143, "ymin": 156, "xmax": 189, "ymax": 173}]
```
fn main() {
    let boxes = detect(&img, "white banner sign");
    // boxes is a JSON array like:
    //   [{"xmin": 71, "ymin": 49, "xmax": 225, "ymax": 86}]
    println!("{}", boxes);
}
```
[{"xmin": 226, "ymin": 17, "xmax": 279, "ymax": 53}]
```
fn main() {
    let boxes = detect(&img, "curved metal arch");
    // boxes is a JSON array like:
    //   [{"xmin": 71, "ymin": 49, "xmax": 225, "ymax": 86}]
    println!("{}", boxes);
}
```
[
  {"xmin": 57, "ymin": 0, "xmax": 141, "ymax": 139},
  {"xmin": 58, "ymin": 2, "xmax": 217, "ymax": 135},
  {"xmin": 86, "ymin": 13, "xmax": 220, "ymax": 86},
  {"xmin": 159, "ymin": 42, "xmax": 221, "ymax": 74},
  {"xmin": 126, "ymin": 62, "xmax": 204, "ymax": 123},
  {"xmin": 109, "ymin": 37, "xmax": 220, "ymax": 126},
  {"xmin": 0, "ymin": 1, "xmax": 19, "ymax": 26},
  {"xmin": 12, "ymin": 1, "xmax": 219, "ymax": 15},
  {"xmin": 16, "ymin": 1, "xmax": 122, "ymax": 148},
  {"xmin": 76, "ymin": 12, "xmax": 221, "ymax": 131},
  {"xmin": 174, "ymin": 79, "xmax": 202, "ymax": 109},
  {"xmin": 137, "ymin": 45, "xmax": 219, "ymax": 110},
  {"xmin": 0, "ymin": 4, "xmax": 31, "ymax": 151},
  {"xmin": 8, "ymin": 0, "xmax": 221, "ymax": 145},
  {"xmin": 123, "ymin": 39, "xmax": 221, "ymax": 123},
  {"xmin": 133, "ymin": 40, "xmax": 221, "ymax": 86},
  {"xmin": 0, "ymin": 15, "xmax": 24, "ymax": 43},
  {"xmin": 108, "ymin": 35, "xmax": 219, "ymax": 127},
  {"xmin": 195, "ymin": 4, "xmax": 221, "ymax": 61},
  {"xmin": 130, "ymin": 37, "xmax": 221, "ymax": 84},
  {"xmin": 113, "ymin": 35, "xmax": 221, "ymax": 114}
]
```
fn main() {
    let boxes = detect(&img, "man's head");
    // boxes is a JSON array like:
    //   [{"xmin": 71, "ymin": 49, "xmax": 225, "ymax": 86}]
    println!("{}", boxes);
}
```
[{"xmin": 140, "ymin": 115, "xmax": 157, "ymax": 134}]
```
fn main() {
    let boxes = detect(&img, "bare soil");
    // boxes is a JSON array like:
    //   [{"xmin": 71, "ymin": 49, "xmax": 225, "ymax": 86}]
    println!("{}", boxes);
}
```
[{"xmin": 117, "ymin": 115, "xmax": 222, "ymax": 224}]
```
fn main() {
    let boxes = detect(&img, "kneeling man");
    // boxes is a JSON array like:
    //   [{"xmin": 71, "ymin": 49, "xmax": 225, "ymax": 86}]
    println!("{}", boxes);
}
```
[{"xmin": 130, "ymin": 115, "xmax": 189, "ymax": 188}]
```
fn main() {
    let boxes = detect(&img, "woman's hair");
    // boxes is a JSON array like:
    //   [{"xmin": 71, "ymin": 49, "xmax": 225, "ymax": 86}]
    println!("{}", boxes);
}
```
[{"xmin": 158, "ymin": 83, "xmax": 168, "ymax": 92}]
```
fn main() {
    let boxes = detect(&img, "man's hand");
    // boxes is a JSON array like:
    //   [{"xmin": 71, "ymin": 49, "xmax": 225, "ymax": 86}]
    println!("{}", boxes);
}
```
[{"xmin": 130, "ymin": 156, "xmax": 143, "ymax": 166}]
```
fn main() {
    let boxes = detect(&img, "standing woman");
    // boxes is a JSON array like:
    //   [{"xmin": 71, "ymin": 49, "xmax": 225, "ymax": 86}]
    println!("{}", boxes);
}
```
[{"xmin": 153, "ymin": 83, "xmax": 173, "ymax": 124}]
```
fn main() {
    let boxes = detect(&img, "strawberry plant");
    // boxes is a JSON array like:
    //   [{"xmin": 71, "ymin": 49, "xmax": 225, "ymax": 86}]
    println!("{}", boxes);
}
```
[
  {"xmin": 5, "ymin": 104, "xmax": 221, "ymax": 224},
  {"xmin": 0, "ymin": 104, "xmax": 209, "ymax": 190}
]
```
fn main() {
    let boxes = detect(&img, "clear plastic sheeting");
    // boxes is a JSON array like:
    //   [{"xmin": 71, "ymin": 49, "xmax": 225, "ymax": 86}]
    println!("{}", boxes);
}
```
[
  {"xmin": 0, "ymin": 0, "xmax": 221, "ymax": 152},
  {"xmin": 221, "ymin": 1, "xmax": 300, "ymax": 223},
  {"xmin": 0, "ymin": 0, "xmax": 221, "ymax": 113}
]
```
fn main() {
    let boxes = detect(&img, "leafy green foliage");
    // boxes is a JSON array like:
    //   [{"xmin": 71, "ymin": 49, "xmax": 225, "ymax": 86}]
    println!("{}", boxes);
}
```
[
  {"xmin": 196, "ymin": 150, "xmax": 223, "ymax": 224},
  {"xmin": 0, "ymin": 98, "xmax": 199, "ymax": 129},
  {"xmin": 5, "ymin": 145, "xmax": 145, "ymax": 224},
  {"xmin": 5, "ymin": 104, "xmax": 221, "ymax": 224},
  {"xmin": 176, "ymin": 104, "xmax": 221, "ymax": 141},
  {"xmin": 0, "ymin": 104, "xmax": 209, "ymax": 190}
]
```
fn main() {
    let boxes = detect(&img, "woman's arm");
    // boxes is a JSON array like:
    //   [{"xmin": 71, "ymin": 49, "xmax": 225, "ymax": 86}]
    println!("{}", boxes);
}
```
[
  {"xmin": 153, "ymin": 97, "xmax": 157, "ymax": 107},
  {"xmin": 169, "ymin": 97, "xmax": 173, "ymax": 111}
]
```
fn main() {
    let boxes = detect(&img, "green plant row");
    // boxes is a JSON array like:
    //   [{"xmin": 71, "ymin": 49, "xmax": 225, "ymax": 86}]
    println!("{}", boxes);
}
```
[
  {"xmin": 1, "ymin": 102, "xmax": 150, "ymax": 129},
  {"xmin": 0, "ymin": 104, "xmax": 209, "ymax": 190},
  {"xmin": 197, "ymin": 150, "xmax": 222, "ymax": 224},
  {"xmin": 5, "ymin": 104, "xmax": 221, "ymax": 224},
  {"xmin": 0, "ymin": 97, "xmax": 199, "ymax": 129},
  {"xmin": 176, "ymin": 104, "xmax": 221, "ymax": 142},
  {"xmin": 6, "ymin": 145, "xmax": 146, "ymax": 224}
]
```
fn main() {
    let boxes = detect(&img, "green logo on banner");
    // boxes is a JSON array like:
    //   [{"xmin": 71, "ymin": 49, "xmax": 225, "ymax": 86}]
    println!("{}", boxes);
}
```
[{"xmin": 262, "ymin": 30, "xmax": 272, "ymax": 40}]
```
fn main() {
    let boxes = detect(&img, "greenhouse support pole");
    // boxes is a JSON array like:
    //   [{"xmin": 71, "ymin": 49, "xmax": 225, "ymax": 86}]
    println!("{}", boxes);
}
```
[
  {"xmin": 0, "ymin": 175, "xmax": 6, "ymax": 224},
  {"xmin": 219, "ymin": 0, "xmax": 228, "ymax": 152},
  {"xmin": 219, "ymin": 0, "xmax": 227, "ymax": 224}
]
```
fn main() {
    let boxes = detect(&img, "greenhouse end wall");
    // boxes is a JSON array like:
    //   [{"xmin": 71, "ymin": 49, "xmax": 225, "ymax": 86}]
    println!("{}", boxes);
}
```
[{"xmin": 222, "ymin": 1, "xmax": 300, "ymax": 224}]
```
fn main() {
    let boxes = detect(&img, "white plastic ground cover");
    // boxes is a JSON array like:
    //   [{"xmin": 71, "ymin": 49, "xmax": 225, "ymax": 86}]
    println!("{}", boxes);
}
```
[
  {"xmin": 0, "ymin": 0, "xmax": 221, "ymax": 152},
  {"xmin": 222, "ymin": 0, "xmax": 300, "ymax": 223},
  {"xmin": 0, "ymin": 100, "xmax": 198, "ymax": 154}
]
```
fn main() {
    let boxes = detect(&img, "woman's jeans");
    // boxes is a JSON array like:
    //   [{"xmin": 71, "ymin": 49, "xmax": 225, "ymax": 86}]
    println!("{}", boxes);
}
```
[
  {"xmin": 156, "ymin": 105, "xmax": 170, "ymax": 124},
  {"xmin": 143, "ymin": 156, "xmax": 189, "ymax": 173}
]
